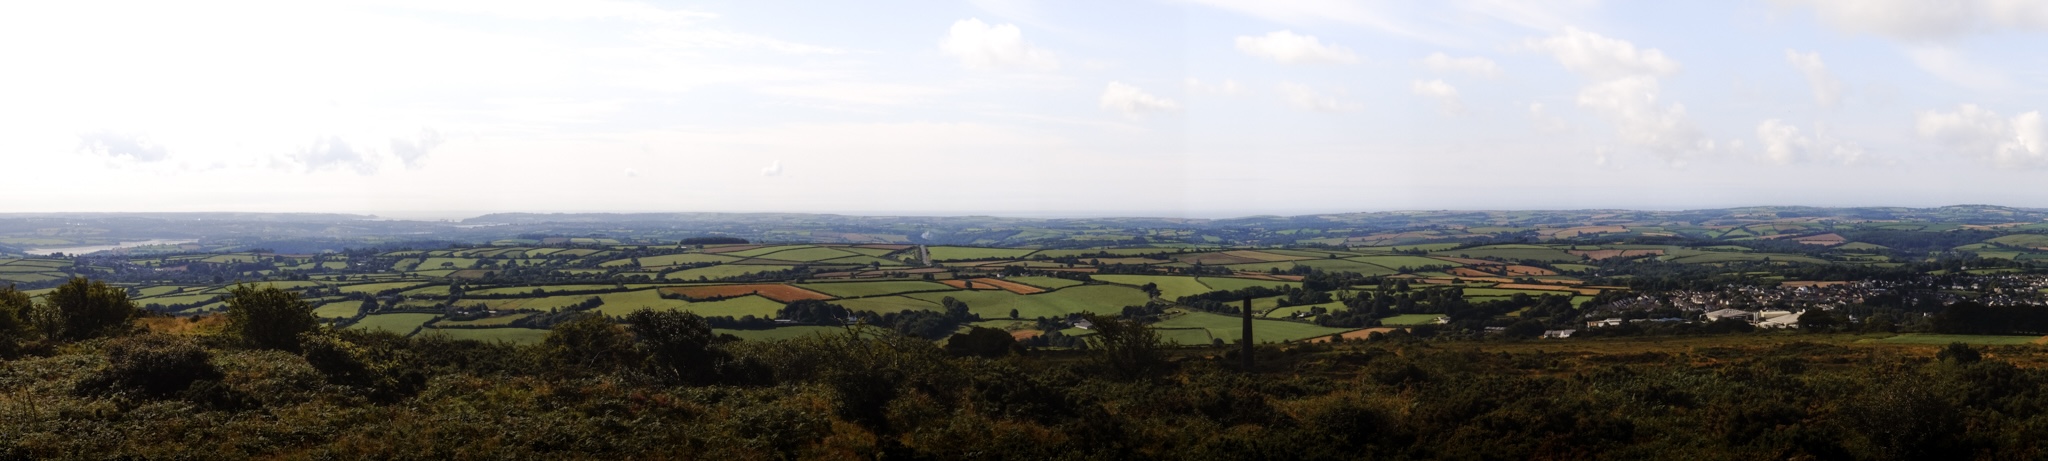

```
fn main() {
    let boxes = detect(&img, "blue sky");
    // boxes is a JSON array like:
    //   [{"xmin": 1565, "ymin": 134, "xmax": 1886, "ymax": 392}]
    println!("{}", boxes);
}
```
[{"xmin": 3, "ymin": 0, "xmax": 2047, "ymax": 218}]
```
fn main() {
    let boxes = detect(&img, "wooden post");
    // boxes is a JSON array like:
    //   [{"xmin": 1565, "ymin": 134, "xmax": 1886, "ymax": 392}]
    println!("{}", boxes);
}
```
[{"xmin": 1242, "ymin": 297, "xmax": 1254, "ymax": 371}]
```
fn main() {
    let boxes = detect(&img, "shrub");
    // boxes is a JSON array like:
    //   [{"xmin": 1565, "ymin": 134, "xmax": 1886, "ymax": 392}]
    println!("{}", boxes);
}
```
[
  {"xmin": 1080, "ymin": 313, "xmax": 1163, "ymax": 380},
  {"xmin": 625, "ymin": 309, "xmax": 736, "ymax": 385},
  {"xmin": 537, "ymin": 313, "xmax": 639, "ymax": 376},
  {"xmin": 76, "ymin": 334, "xmax": 223, "ymax": 399},
  {"xmin": 0, "ymin": 285, "xmax": 33, "ymax": 357},
  {"xmin": 942, "ymin": 326, "xmax": 1019, "ymax": 358},
  {"xmin": 298, "ymin": 331, "xmax": 428, "ymax": 403},
  {"xmin": 41, "ymin": 278, "xmax": 141, "ymax": 341},
  {"xmin": 223, "ymin": 284, "xmax": 319, "ymax": 352}
]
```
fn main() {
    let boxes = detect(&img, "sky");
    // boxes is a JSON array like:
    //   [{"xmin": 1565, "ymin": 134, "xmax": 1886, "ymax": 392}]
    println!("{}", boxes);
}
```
[{"xmin": 3, "ymin": 0, "xmax": 2048, "ymax": 219}]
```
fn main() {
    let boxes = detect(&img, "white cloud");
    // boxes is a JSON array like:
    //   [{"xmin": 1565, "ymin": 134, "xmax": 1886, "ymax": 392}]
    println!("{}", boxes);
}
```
[
  {"xmin": 940, "ymin": 18, "xmax": 1059, "ymax": 71},
  {"xmin": 1917, "ymin": 104, "xmax": 2048, "ymax": 168},
  {"xmin": 291, "ymin": 137, "xmax": 379, "ymax": 175},
  {"xmin": 761, "ymin": 160, "xmax": 784, "ymax": 176},
  {"xmin": 1526, "ymin": 28, "xmax": 1706, "ymax": 163},
  {"xmin": 624, "ymin": 168, "xmax": 639, "ymax": 178},
  {"xmin": 1903, "ymin": 46, "xmax": 2014, "ymax": 91},
  {"xmin": 1410, "ymin": 79, "xmax": 1463, "ymax": 115},
  {"xmin": 1185, "ymin": 78, "xmax": 1242, "ymax": 95},
  {"xmin": 1175, "ymin": 0, "xmax": 1459, "ymax": 45},
  {"xmin": 1575, "ymin": 76, "xmax": 1711, "ymax": 161},
  {"xmin": 1784, "ymin": 50, "xmax": 1844, "ymax": 107},
  {"xmin": 1528, "ymin": 103, "xmax": 1570, "ymax": 132},
  {"xmin": 1522, "ymin": 27, "xmax": 1680, "ymax": 79},
  {"xmin": 1755, "ymin": 119, "xmax": 1865, "ymax": 165},
  {"xmin": 1422, "ymin": 53, "xmax": 1501, "ymax": 78},
  {"xmin": 1235, "ymin": 30, "xmax": 1361, "ymax": 65},
  {"xmin": 754, "ymin": 83, "xmax": 954, "ymax": 106},
  {"xmin": 388, "ymin": 128, "xmax": 444, "ymax": 169},
  {"xmin": 1099, "ymin": 82, "xmax": 1181, "ymax": 116},
  {"xmin": 1781, "ymin": 0, "xmax": 2048, "ymax": 39},
  {"xmin": 77, "ymin": 131, "xmax": 170, "ymax": 162},
  {"xmin": 1278, "ymin": 82, "xmax": 1359, "ymax": 112}
]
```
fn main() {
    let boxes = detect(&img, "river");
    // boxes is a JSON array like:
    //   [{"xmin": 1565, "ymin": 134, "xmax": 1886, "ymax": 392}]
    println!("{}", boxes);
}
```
[{"xmin": 24, "ymin": 239, "xmax": 199, "ymax": 256}]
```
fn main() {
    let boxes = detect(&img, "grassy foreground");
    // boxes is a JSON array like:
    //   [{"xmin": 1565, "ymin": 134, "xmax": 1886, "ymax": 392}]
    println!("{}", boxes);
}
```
[{"xmin": 10, "ymin": 311, "xmax": 2048, "ymax": 460}]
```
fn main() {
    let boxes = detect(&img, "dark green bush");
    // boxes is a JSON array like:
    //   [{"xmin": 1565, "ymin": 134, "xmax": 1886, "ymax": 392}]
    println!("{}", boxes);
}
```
[{"xmin": 76, "ymin": 334, "xmax": 223, "ymax": 399}]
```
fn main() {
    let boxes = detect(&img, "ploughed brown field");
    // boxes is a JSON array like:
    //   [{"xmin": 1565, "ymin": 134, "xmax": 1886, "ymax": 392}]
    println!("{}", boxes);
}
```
[
  {"xmin": 1305, "ymin": 327, "xmax": 1399, "ymax": 343},
  {"xmin": 939, "ymin": 279, "xmax": 1003, "ymax": 290},
  {"xmin": 955, "ymin": 278, "xmax": 1046, "ymax": 294},
  {"xmin": 661, "ymin": 284, "xmax": 835, "ymax": 302}
]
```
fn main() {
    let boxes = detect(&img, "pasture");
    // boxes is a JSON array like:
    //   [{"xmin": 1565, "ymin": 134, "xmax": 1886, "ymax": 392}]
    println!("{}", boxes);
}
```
[
  {"xmin": 1865, "ymin": 334, "xmax": 2043, "ymax": 345},
  {"xmin": 1150, "ymin": 311, "xmax": 1351, "ymax": 343},
  {"xmin": 904, "ymin": 285, "xmax": 1149, "ymax": 319},
  {"xmin": 347, "ymin": 313, "xmax": 441, "ymax": 335},
  {"xmin": 797, "ymin": 280, "xmax": 957, "ymax": 298},
  {"xmin": 421, "ymin": 328, "xmax": 550, "ymax": 345}
]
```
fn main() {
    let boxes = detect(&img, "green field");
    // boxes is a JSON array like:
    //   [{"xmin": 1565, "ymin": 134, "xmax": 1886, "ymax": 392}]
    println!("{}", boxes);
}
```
[
  {"xmin": 1867, "ymin": 334, "xmax": 2042, "ymax": 345},
  {"xmin": 665, "ymin": 264, "xmax": 796, "ymax": 281},
  {"xmin": 593, "ymin": 295, "xmax": 787, "ymax": 319},
  {"xmin": 1153, "ymin": 328, "xmax": 1218, "ymax": 346},
  {"xmin": 1668, "ymin": 253, "xmax": 1830, "ymax": 265},
  {"xmin": 927, "ymin": 246, "xmax": 1036, "ymax": 261},
  {"xmin": 134, "ymin": 293, "xmax": 221, "ymax": 308},
  {"xmin": 133, "ymin": 285, "xmax": 191, "ymax": 297},
  {"xmin": 311, "ymin": 302, "xmax": 361, "ymax": 319},
  {"xmin": 1033, "ymin": 248, "xmax": 1173, "ymax": 258},
  {"xmin": 1196, "ymin": 277, "xmax": 1300, "ymax": 292},
  {"xmin": 1150, "ymin": 311, "xmax": 1350, "ymax": 343},
  {"xmin": 434, "ymin": 313, "xmax": 535, "ymax": 327},
  {"xmin": 347, "ymin": 313, "xmax": 440, "ymax": 335},
  {"xmin": 421, "ymin": 328, "xmax": 549, "ymax": 345},
  {"xmin": 814, "ymin": 255, "xmax": 908, "ymax": 266},
  {"xmin": 832, "ymin": 295, "xmax": 944, "ymax": 314},
  {"xmin": 1090, "ymin": 274, "xmax": 1209, "ymax": 299},
  {"xmin": 722, "ymin": 245, "xmax": 809, "ymax": 258},
  {"xmin": 603, "ymin": 253, "xmax": 741, "ymax": 267},
  {"xmin": 715, "ymin": 325, "xmax": 847, "ymax": 341},
  {"xmin": 399, "ymin": 285, "xmax": 453, "ymax": 297},
  {"xmin": 1433, "ymin": 246, "xmax": 1581, "ymax": 263},
  {"xmin": 904, "ymin": 285, "xmax": 1149, "ymax": 319},
  {"xmin": 1347, "ymin": 255, "xmax": 1462, "ymax": 270},
  {"xmin": 1006, "ymin": 276, "xmax": 1085, "ymax": 290},
  {"xmin": 797, "ymin": 280, "xmax": 957, "ymax": 298},
  {"xmin": 753, "ymin": 246, "xmax": 861, "ymax": 262},
  {"xmin": 1264, "ymin": 300, "xmax": 1347, "ymax": 318},
  {"xmin": 415, "ymin": 257, "xmax": 479, "ymax": 270},
  {"xmin": 1379, "ymin": 314, "xmax": 1444, "ymax": 325},
  {"xmin": 1988, "ymin": 234, "xmax": 2048, "ymax": 249}
]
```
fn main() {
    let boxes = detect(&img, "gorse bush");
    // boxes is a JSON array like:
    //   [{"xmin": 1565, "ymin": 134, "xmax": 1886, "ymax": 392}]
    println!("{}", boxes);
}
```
[
  {"xmin": 40, "ymin": 277, "xmax": 141, "ymax": 341},
  {"xmin": 0, "ymin": 285, "xmax": 33, "ymax": 357},
  {"xmin": 75, "ymin": 334, "xmax": 223, "ymax": 399},
  {"xmin": 223, "ymin": 284, "xmax": 319, "ymax": 352}
]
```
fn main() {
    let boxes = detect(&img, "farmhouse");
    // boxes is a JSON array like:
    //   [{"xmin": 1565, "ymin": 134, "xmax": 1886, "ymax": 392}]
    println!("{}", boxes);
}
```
[{"xmin": 1542, "ymin": 329, "xmax": 1576, "ymax": 339}]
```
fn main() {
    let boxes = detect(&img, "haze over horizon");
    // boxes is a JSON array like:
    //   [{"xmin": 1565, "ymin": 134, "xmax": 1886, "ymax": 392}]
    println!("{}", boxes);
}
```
[{"xmin": 6, "ymin": 0, "xmax": 2048, "ymax": 215}]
